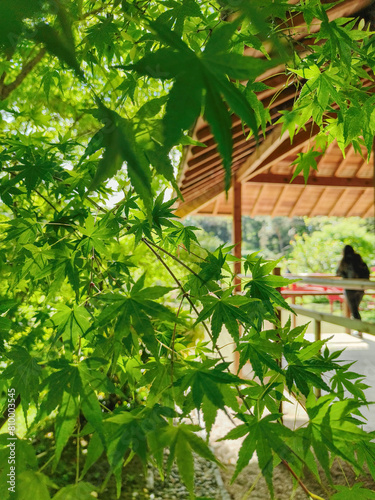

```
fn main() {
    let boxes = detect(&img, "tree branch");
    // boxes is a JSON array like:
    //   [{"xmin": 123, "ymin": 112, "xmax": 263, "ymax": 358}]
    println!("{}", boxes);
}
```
[{"xmin": 0, "ymin": 48, "xmax": 47, "ymax": 101}]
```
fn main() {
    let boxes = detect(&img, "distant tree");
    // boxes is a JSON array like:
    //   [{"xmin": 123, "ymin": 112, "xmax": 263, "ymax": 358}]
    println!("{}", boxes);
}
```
[{"xmin": 287, "ymin": 218, "xmax": 375, "ymax": 274}]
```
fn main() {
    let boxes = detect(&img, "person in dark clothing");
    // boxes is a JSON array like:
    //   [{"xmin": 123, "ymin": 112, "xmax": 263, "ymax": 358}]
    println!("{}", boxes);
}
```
[{"xmin": 336, "ymin": 245, "xmax": 370, "ymax": 320}]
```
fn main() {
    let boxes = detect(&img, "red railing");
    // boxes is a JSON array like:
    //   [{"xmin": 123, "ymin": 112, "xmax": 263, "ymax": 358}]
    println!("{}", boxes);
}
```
[{"xmin": 281, "ymin": 281, "xmax": 344, "ymax": 312}]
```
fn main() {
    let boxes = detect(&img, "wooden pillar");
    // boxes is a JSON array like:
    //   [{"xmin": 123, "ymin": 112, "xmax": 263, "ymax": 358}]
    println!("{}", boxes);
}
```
[
  {"xmin": 345, "ymin": 301, "xmax": 351, "ymax": 335},
  {"xmin": 273, "ymin": 267, "xmax": 282, "ymax": 322},
  {"xmin": 233, "ymin": 180, "xmax": 242, "ymax": 293},
  {"xmin": 232, "ymin": 180, "xmax": 242, "ymax": 373},
  {"xmin": 291, "ymin": 295, "xmax": 296, "ymax": 328}
]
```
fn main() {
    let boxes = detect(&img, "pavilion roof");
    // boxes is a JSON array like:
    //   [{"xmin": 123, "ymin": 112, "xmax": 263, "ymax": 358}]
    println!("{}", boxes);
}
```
[{"xmin": 175, "ymin": 0, "xmax": 375, "ymax": 219}]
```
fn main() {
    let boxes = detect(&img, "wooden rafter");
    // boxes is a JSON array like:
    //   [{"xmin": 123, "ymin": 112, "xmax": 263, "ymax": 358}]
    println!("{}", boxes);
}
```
[
  {"xmin": 237, "ymin": 122, "xmax": 321, "ymax": 182},
  {"xmin": 328, "ymin": 189, "xmax": 348, "ymax": 216},
  {"xmin": 342, "ymin": 190, "xmax": 366, "ymax": 217},
  {"xmin": 236, "ymin": 125, "xmax": 287, "ymax": 182},
  {"xmin": 213, "ymin": 197, "xmax": 220, "ymax": 215},
  {"xmin": 364, "ymin": 204, "xmax": 375, "ymax": 218},
  {"xmin": 347, "ymin": 190, "xmax": 369, "ymax": 217},
  {"xmin": 175, "ymin": 180, "xmax": 226, "ymax": 217},
  {"xmin": 251, "ymin": 185, "xmax": 264, "ymax": 216},
  {"xmin": 309, "ymin": 188, "xmax": 328, "ymax": 217},
  {"xmin": 288, "ymin": 188, "xmax": 306, "ymax": 217},
  {"xmin": 360, "ymin": 199, "xmax": 374, "ymax": 217},
  {"xmin": 271, "ymin": 186, "xmax": 287, "ymax": 216},
  {"xmin": 246, "ymin": 173, "xmax": 374, "ymax": 188}
]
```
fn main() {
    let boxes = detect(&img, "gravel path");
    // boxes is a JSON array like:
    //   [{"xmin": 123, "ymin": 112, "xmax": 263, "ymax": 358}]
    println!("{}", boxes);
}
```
[{"xmin": 150, "ymin": 454, "xmax": 230, "ymax": 500}]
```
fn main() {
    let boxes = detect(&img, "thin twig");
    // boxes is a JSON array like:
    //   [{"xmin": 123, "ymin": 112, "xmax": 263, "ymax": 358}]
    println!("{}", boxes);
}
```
[{"xmin": 144, "ymin": 238, "xmax": 202, "ymax": 280}]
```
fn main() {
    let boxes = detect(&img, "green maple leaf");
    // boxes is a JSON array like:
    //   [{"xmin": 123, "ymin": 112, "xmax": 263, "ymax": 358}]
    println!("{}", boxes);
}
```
[
  {"xmin": 239, "ymin": 337, "xmax": 282, "ymax": 381},
  {"xmin": 291, "ymin": 148, "xmax": 322, "ymax": 183},
  {"xmin": 197, "ymin": 294, "xmax": 258, "ymax": 343},
  {"xmin": 332, "ymin": 366, "xmax": 369, "ymax": 400},
  {"xmin": 50, "ymin": 304, "xmax": 91, "ymax": 350},
  {"xmin": 175, "ymin": 360, "xmax": 242, "ymax": 410},
  {"xmin": 37, "ymin": 360, "xmax": 81, "ymax": 418},
  {"xmin": 124, "ymin": 20, "xmax": 279, "ymax": 190},
  {"xmin": 105, "ymin": 404, "xmax": 174, "ymax": 493},
  {"xmin": 222, "ymin": 414, "xmax": 299, "ymax": 497},
  {"xmin": 151, "ymin": 191, "xmax": 178, "ymax": 236},
  {"xmin": 51, "ymin": 482, "xmax": 97, "ymax": 500},
  {"xmin": 156, "ymin": 0, "xmax": 204, "ymax": 35},
  {"xmin": 36, "ymin": 359, "xmax": 109, "ymax": 465},
  {"xmin": 149, "ymin": 423, "xmax": 218, "ymax": 497},
  {"xmin": 54, "ymin": 391, "xmax": 79, "ymax": 469},
  {"xmin": 285, "ymin": 363, "xmax": 330, "ymax": 397},
  {"xmin": 17, "ymin": 471, "xmax": 51, "ymax": 500},
  {"xmin": 302, "ymin": 396, "xmax": 373, "ymax": 479},
  {"xmin": 34, "ymin": 23, "xmax": 82, "ymax": 78},
  {"xmin": 77, "ymin": 213, "xmax": 120, "ymax": 257},
  {"xmin": 1, "ymin": 346, "xmax": 42, "ymax": 421},
  {"xmin": 356, "ymin": 441, "xmax": 375, "ymax": 482},
  {"xmin": 96, "ymin": 276, "xmax": 175, "ymax": 357},
  {"xmin": 331, "ymin": 483, "xmax": 375, "ymax": 499},
  {"xmin": 166, "ymin": 222, "xmax": 199, "ymax": 253},
  {"xmin": 85, "ymin": 101, "xmax": 152, "ymax": 211}
]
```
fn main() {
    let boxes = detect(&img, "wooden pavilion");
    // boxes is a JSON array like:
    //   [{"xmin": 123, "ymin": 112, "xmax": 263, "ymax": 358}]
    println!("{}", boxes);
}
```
[{"xmin": 174, "ymin": 0, "xmax": 375, "ymax": 273}]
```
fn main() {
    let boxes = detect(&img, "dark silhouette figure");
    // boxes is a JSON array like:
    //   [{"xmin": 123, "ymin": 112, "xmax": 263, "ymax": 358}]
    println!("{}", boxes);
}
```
[{"xmin": 336, "ymin": 245, "xmax": 370, "ymax": 320}]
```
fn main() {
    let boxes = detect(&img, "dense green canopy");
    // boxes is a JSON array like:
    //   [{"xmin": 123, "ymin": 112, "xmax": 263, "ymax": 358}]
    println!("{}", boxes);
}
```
[{"xmin": 0, "ymin": 1, "xmax": 374, "ymax": 499}]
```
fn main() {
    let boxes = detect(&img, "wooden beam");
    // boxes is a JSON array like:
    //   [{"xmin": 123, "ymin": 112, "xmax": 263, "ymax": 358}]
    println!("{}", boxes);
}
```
[
  {"xmin": 175, "ymin": 180, "xmax": 226, "ymax": 217},
  {"xmin": 246, "ymin": 173, "xmax": 374, "ymax": 189},
  {"xmin": 184, "ymin": 136, "xmax": 259, "ymax": 181},
  {"xmin": 237, "ymin": 122, "xmax": 321, "ymax": 182},
  {"xmin": 291, "ymin": 304, "xmax": 375, "ymax": 336},
  {"xmin": 180, "ymin": 174, "xmax": 225, "ymax": 201},
  {"xmin": 283, "ymin": 0, "xmax": 374, "ymax": 41},
  {"xmin": 236, "ymin": 125, "xmax": 287, "ymax": 182},
  {"xmin": 191, "ymin": 86, "xmax": 297, "ymax": 159},
  {"xmin": 233, "ymin": 181, "xmax": 242, "ymax": 292}
]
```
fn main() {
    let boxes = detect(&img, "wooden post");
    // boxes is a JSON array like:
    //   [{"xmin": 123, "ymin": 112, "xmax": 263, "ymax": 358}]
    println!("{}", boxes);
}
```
[
  {"xmin": 273, "ymin": 267, "xmax": 282, "ymax": 322},
  {"xmin": 345, "ymin": 301, "xmax": 351, "ymax": 335},
  {"xmin": 291, "ymin": 295, "xmax": 296, "ymax": 328},
  {"xmin": 233, "ymin": 181, "xmax": 242, "ymax": 293},
  {"xmin": 233, "ymin": 180, "xmax": 242, "ymax": 373},
  {"xmin": 314, "ymin": 319, "xmax": 321, "ymax": 398}
]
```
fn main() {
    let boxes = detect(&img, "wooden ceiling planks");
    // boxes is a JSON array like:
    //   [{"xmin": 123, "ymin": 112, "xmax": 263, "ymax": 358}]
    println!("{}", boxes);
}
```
[{"xmin": 175, "ymin": 0, "xmax": 375, "ymax": 220}]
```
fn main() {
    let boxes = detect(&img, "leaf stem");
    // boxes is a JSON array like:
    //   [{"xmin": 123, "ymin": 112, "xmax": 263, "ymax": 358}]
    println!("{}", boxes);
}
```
[
  {"xmin": 171, "ymin": 294, "xmax": 185, "ymax": 384},
  {"xmin": 76, "ymin": 417, "xmax": 81, "ymax": 483}
]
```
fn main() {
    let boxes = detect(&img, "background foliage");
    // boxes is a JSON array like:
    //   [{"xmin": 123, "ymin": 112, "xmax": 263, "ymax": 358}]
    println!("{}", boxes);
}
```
[{"xmin": 0, "ymin": 1, "xmax": 374, "ymax": 499}]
